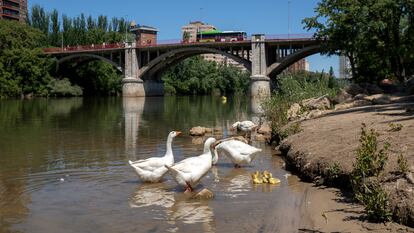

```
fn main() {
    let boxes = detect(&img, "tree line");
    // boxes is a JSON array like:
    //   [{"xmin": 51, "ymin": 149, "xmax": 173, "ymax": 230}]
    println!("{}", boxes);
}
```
[
  {"xmin": 304, "ymin": 0, "xmax": 414, "ymax": 83},
  {"xmin": 29, "ymin": 5, "xmax": 132, "ymax": 47}
]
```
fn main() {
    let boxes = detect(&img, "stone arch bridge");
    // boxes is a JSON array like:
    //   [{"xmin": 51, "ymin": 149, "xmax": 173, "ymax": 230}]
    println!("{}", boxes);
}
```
[{"xmin": 44, "ymin": 34, "xmax": 322, "ymax": 97}]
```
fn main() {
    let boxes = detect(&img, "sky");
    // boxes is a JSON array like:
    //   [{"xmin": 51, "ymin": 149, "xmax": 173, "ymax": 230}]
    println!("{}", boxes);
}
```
[{"xmin": 29, "ymin": 0, "xmax": 338, "ymax": 76}]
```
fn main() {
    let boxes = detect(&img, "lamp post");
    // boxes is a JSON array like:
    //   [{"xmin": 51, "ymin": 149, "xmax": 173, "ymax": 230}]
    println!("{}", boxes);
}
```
[
  {"xmin": 125, "ymin": 15, "xmax": 129, "ymax": 44},
  {"xmin": 288, "ymin": 0, "xmax": 291, "ymax": 39},
  {"xmin": 61, "ymin": 31, "xmax": 64, "ymax": 50}
]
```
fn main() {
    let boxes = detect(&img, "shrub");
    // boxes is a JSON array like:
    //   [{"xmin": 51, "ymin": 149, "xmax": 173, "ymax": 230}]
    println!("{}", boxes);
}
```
[
  {"xmin": 397, "ymin": 154, "xmax": 408, "ymax": 175},
  {"xmin": 351, "ymin": 123, "xmax": 392, "ymax": 222},
  {"xmin": 47, "ymin": 78, "xmax": 83, "ymax": 97}
]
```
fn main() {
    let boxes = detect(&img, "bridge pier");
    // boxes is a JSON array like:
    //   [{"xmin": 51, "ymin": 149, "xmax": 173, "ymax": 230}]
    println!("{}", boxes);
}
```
[
  {"xmin": 122, "ymin": 42, "xmax": 146, "ymax": 97},
  {"xmin": 250, "ymin": 34, "xmax": 271, "ymax": 99}
]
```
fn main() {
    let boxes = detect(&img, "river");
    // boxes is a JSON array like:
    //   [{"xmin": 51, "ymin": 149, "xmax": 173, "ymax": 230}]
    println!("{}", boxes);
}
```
[{"xmin": 0, "ymin": 96, "xmax": 309, "ymax": 233}]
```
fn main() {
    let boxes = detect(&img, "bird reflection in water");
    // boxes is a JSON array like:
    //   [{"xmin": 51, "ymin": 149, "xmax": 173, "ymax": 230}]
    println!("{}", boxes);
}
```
[
  {"xmin": 167, "ymin": 197, "xmax": 215, "ymax": 233},
  {"xmin": 129, "ymin": 183, "xmax": 175, "ymax": 208}
]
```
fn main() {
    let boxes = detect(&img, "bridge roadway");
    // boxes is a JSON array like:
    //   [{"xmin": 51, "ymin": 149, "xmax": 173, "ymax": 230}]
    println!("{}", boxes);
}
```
[{"xmin": 44, "ymin": 34, "xmax": 323, "ymax": 97}]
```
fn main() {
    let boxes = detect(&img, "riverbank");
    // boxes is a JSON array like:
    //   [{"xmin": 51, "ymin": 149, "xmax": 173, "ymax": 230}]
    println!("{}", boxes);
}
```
[{"xmin": 277, "ymin": 95, "xmax": 414, "ymax": 229}]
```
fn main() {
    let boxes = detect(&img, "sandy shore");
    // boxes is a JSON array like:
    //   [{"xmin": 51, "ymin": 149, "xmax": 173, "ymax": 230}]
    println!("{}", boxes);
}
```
[{"xmin": 277, "ymin": 99, "xmax": 414, "ymax": 230}]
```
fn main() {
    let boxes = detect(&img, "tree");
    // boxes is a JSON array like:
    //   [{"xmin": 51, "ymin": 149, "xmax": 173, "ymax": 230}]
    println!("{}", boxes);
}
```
[
  {"xmin": 303, "ymin": 0, "xmax": 414, "ymax": 83},
  {"xmin": 0, "ymin": 20, "xmax": 54, "ymax": 98}
]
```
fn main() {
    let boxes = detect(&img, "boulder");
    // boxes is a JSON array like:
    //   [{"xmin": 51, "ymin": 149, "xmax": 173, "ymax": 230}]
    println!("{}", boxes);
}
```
[
  {"xmin": 192, "ymin": 188, "xmax": 214, "ymax": 200},
  {"xmin": 361, "ymin": 83, "xmax": 384, "ymax": 95},
  {"xmin": 287, "ymin": 103, "xmax": 301, "ymax": 120},
  {"xmin": 354, "ymin": 93, "xmax": 368, "ymax": 100},
  {"xmin": 190, "ymin": 126, "xmax": 206, "ymax": 136},
  {"xmin": 344, "ymin": 83, "xmax": 365, "ymax": 96},
  {"xmin": 205, "ymin": 128, "xmax": 213, "ymax": 133},
  {"xmin": 305, "ymin": 110, "xmax": 324, "ymax": 119},
  {"xmin": 364, "ymin": 94, "xmax": 392, "ymax": 105},
  {"xmin": 301, "ymin": 96, "xmax": 331, "ymax": 110},
  {"xmin": 257, "ymin": 121, "xmax": 271, "ymax": 135},
  {"xmin": 332, "ymin": 89, "xmax": 353, "ymax": 104},
  {"xmin": 334, "ymin": 100, "xmax": 371, "ymax": 111}
]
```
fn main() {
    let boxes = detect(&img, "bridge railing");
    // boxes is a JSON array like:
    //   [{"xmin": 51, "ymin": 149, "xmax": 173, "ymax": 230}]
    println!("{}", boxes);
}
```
[
  {"xmin": 43, "ymin": 43, "xmax": 125, "ymax": 53},
  {"xmin": 43, "ymin": 33, "xmax": 316, "ymax": 53},
  {"xmin": 266, "ymin": 33, "xmax": 315, "ymax": 40}
]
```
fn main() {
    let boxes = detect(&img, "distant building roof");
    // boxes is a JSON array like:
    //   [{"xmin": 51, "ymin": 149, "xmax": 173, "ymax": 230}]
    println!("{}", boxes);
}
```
[{"xmin": 130, "ymin": 24, "xmax": 158, "ymax": 32}]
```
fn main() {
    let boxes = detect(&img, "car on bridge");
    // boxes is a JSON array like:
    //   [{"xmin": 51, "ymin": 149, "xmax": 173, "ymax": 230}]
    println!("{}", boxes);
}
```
[{"xmin": 196, "ymin": 30, "xmax": 247, "ymax": 43}]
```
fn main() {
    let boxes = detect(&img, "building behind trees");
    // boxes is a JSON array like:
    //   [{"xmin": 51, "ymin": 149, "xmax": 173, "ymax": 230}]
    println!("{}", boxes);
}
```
[{"xmin": 0, "ymin": 0, "xmax": 27, "ymax": 22}]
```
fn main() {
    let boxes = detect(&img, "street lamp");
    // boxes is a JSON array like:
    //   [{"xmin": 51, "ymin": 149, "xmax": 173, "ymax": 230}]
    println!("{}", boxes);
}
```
[
  {"xmin": 125, "ymin": 15, "xmax": 129, "ymax": 44},
  {"xmin": 61, "ymin": 31, "xmax": 64, "ymax": 50},
  {"xmin": 288, "ymin": 0, "xmax": 291, "ymax": 39}
]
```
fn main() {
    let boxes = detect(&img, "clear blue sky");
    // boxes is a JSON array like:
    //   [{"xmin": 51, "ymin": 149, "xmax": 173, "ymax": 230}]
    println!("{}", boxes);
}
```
[{"xmin": 29, "ymin": 0, "xmax": 338, "ymax": 75}]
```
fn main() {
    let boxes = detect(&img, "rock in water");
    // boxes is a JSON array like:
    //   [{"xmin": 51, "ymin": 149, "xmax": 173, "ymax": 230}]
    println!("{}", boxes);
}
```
[
  {"xmin": 193, "ymin": 188, "xmax": 214, "ymax": 200},
  {"xmin": 190, "ymin": 126, "xmax": 206, "ymax": 136}
]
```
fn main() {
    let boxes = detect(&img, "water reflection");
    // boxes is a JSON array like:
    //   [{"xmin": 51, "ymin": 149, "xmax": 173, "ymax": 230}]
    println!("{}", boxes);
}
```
[
  {"xmin": 168, "ymin": 198, "xmax": 215, "ymax": 232},
  {"xmin": 129, "ymin": 183, "xmax": 175, "ymax": 209},
  {"xmin": 123, "ymin": 97, "xmax": 145, "ymax": 150}
]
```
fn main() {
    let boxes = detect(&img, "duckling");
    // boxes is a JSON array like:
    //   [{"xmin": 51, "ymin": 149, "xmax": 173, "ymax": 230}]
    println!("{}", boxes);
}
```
[
  {"xmin": 262, "ymin": 170, "xmax": 271, "ymax": 179},
  {"xmin": 268, "ymin": 177, "xmax": 281, "ymax": 185},
  {"xmin": 252, "ymin": 176, "xmax": 263, "ymax": 184},
  {"xmin": 221, "ymin": 96, "xmax": 227, "ymax": 104},
  {"xmin": 262, "ymin": 176, "xmax": 269, "ymax": 183}
]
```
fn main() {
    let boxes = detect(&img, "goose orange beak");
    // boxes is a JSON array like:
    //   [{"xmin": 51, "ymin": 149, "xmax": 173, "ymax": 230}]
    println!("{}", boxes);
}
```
[{"xmin": 175, "ymin": 131, "xmax": 182, "ymax": 136}]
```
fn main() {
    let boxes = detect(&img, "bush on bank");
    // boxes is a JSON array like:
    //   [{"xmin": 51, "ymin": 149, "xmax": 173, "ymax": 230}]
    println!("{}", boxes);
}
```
[{"xmin": 262, "ymin": 70, "xmax": 341, "ymax": 140}]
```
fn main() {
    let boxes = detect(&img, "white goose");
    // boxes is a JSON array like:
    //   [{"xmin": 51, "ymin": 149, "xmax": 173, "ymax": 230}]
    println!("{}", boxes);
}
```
[
  {"xmin": 165, "ymin": 137, "xmax": 216, "ymax": 192},
  {"xmin": 214, "ymin": 139, "xmax": 262, "ymax": 168},
  {"xmin": 232, "ymin": 120, "xmax": 258, "ymax": 138},
  {"xmin": 128, "ymin": 131, "xmax": 181, "ymax": 182}
]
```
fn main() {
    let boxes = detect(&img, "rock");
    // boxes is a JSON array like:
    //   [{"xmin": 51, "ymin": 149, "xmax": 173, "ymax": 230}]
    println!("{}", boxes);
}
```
[
  {"xmin": 354, "ymin": 93, "xmax": 368, "ymax": 100},
  {"xmin": 257, "ymin": 122, "xmax": 271, "ymax": 135},
  {"xmin": 406, "ymin": 77, "xmax": 414, "ymax": 95},
  {"xmin": 332, "ymin": 89, "xmax": 353, "ymax": 104},
  {"xmin": 301, "ymin": 96, "xmax": 331, "ymax": 111},
  {"xmin": 255, "ymin": 134, "xmax": 266, "ymax": 142},
  {"xmin": 213, "ymin": 127, "xmax": 222, "ymax": 133},
  {"xmin": 364, "ymin": 94, "xmax": 392, "ymax": 105},
  {"xmin": 361, "ymin": 83, "xmax": 384, "ymax": 95},
  {"xmin": 334, "ymin": 100, "xmax": 371, "ymax": 111},
  {"xmin": 192, "ymin": 188, "xmax": 214, "ymax": 200},
  {"xmin": 205, "ymin": 128, "xmax": 213, "ymax": 133},
  {"xmin": 190, "ymin": 126, "xmax": 206, "ymax": 136},
  {"xmin": 287, "ymin": 103, "xmax": 301, "ymax": 120},
  {"xmin": 344, "ymin": 83, "xmax": 365, "ymax": 96},
  {"xmin": 306, "ymin": 110, "xmax": 324, "ymax": 119}
]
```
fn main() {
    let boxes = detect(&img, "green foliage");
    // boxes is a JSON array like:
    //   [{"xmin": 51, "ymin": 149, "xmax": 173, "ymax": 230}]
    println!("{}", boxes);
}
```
[
  {"xmin": 351, "ymin": 124, "xmax": 392, "ymax": 222},
  {"xmin": 355, "ymin": 183, "xmax": 392, "ymax": 222},
  {"xmin": 397, "ymin": 153, "xmax": 408, "ymax": 175},
  {"xmin": 263, "ymin": 71, "xmax": 341, "ymax": 136},
  {"xmin": 352, "ymin": 124, "xmax": 389, "ymax": 185},
  {"xmin": 326, "ymin": 163, "xmax": 341, "ymax": 180},
  {"xmin": 388, "ymin": 122, "xmax": 403, "ymax": 132},
  {"xmin": 303, "ymin": 0, "xmax": 414, "ymax": 82},
  {"xmin": 0, "ymin": 20, "xmax": 54, "ymax": 98},
  {"xmin": 71, "ymin": 61, "xmax": 122, "ymax": 96},
  {"xmin": 162, "ymin": 56, "xmax": 250, "ymax": 95},
  {"xmin": 29, "ymin": 5, "xmax": 131, "ymax": 47},
  {"xmin": 47, "ymin": 78, "xmax": 83, "ymax": 97}
]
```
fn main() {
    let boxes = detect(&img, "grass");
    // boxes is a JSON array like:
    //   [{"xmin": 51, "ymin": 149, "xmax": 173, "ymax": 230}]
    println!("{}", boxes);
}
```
[
  {"xmin": 262, "ymin": 71, "xmax": 342, "ymax": 145},
  {"xmin": 397, "ymin": 153, "xmax": 408, "ymax": 175}
]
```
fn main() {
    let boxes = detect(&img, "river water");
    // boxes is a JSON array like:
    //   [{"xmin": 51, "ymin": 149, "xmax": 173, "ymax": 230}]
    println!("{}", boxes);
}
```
[{"xmin": 0, "ymin": 96, "xmax": 309, "ymax": 233}]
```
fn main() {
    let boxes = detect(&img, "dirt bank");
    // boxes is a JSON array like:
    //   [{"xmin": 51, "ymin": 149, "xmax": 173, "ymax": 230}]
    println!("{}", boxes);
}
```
[{"xmin": 278, "ymin": 100, "xmax": 414, "ymax": 228}]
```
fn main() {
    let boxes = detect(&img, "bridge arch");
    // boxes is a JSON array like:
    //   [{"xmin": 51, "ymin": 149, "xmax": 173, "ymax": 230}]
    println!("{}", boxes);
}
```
[
  {"xmin": 266, "ymin": 44, "xmax": 322, "ymax": 78},
  {"xmin": 57, "ymin": 54, "xmax": 123, "ymax": 73},
  {"xmin": 138, "ymin": 47, "xmax": 252, "ymax": 79}
]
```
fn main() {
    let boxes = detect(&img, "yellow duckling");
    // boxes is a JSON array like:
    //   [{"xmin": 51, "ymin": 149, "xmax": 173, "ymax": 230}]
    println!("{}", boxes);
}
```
[
  {"xmin": 252, "ymin": 176, "xmax": 263, "ymax": 184},
  {"xmin": 221, "ymin": 96, "xmax": 227, "ymax": 104},
  {"xmin": 268, "ymin": 177, "xmax": 281, "ymax": 185},
  {"xmin": 262, "ymin": 170, "xmax": 271, "ymax": 178}
]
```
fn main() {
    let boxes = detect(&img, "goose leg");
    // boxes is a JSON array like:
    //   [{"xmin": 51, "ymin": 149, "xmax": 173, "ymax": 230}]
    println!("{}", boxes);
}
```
[{"xmin": 184, "ymin": 182, "xmax": 194, "ymax": 193}]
